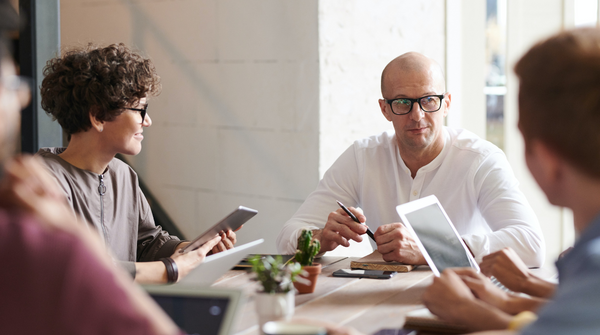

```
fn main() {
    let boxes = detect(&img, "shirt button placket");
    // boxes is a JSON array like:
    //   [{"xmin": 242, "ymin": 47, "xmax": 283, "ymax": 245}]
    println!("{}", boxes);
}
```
[{"xmin": 411, "ymin": 172, "xmax": 424, "ymax": 201}]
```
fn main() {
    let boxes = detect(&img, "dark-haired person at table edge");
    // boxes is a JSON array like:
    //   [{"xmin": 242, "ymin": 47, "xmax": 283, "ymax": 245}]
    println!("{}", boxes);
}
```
[{"xmin": 422, "ymin": 27, "xmax": 600, "ymax": 335}]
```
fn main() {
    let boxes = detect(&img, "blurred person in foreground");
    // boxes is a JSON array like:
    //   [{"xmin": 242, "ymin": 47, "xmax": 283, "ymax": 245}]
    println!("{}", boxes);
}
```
[
  {"xmin": 37, "ymin": 43, "xmax": 234, "ymax": 284},
  {"xmin": 422, "ymin": 27, "xmax": 600, "ymax": 335},
  {"xmin": 0, "ymin": 34, "xmax": 184, "ymax": 334}
]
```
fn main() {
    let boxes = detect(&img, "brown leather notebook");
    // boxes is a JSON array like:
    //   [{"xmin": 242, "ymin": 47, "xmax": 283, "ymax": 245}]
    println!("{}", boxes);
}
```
[{"xmin": 350, "ymin": 250, "xmax": 415, "ymax": 272}]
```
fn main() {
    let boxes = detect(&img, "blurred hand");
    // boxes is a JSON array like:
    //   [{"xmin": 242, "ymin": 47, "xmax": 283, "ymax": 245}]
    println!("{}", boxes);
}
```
[
  {"xmin": 422, "ymin": 268, "xmax": 477, "ymax": 323},
  {"xmin": 0, "ymin": 155, "xmax": 78, "ymax": 232},
  {"xmin": 423, "ymin": 268, "xmax": 514, "ymax": 331},
  {"xmin": 171, "ymin": 235, "xmax": 222, "ymax": 281},
  {"xmin": 374, "ymin": 222, "xmax": 426, "ymax": 264},
  {"xmin": 480, "ymin": 248, "xmax": 530, "ymax": 293},
  {"xmin": 314, "ymin": 206, "xmax": 368, "ymax": 253},
  {"xmin": 452, "ymin": 268, "xmax": 511, "ymax": 313},
  {"xmin": 481, "ymin": 248, "xmax": 556, "ymax": 298}
]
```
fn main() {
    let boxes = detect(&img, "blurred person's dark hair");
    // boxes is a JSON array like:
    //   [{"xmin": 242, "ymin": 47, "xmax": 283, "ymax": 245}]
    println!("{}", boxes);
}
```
[
  {"xmin": 515, "ymin": 27, "xmax": 600, "ymax": 179},
  {"xmin": 0, "ymin": 37, "xmax": 9, "ymax": 65},
  {"xmin": 0, "ymin": 0, "xmax": 17, "ymax": 63},
  {"xmin": 40, "ymin": 43, "xmax": 161, "ymax": 135},
  {"xmin": 0, "ymin": 0, "xmax": 19, "ymax": 32}
]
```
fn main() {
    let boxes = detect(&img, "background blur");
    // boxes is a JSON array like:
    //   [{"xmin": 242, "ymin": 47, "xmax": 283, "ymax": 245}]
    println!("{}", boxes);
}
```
[{"xmin": 17, "ymin": 0, "xmax": 600, "ymax": 266}]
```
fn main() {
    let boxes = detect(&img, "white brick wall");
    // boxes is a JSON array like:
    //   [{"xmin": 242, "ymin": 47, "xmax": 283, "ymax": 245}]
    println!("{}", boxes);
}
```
[{"xmin": 318, "ymin": 0, "xmax": 446, "ymax": 176}]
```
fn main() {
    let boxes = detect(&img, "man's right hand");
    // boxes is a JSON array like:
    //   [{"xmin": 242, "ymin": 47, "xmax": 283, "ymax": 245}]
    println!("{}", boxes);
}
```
[{"xmin": 315, "ymin": 206, "xmax": 368, "ymax": 253}]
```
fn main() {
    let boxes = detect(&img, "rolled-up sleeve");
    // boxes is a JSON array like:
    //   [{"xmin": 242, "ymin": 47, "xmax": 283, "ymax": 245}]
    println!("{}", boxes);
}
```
[
  {"xmin": 462, "ymin": 152, "xmax": 545, "ymax": 267},
  {"xmin": 136, "ymin": 192, "xmax": 182, "ymax": 263}
]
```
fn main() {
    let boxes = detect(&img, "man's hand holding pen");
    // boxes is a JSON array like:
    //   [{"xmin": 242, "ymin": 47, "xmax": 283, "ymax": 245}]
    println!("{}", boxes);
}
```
[{"xmin": 313, "ymin": 202, "xmax": 370, "ymax": 254}]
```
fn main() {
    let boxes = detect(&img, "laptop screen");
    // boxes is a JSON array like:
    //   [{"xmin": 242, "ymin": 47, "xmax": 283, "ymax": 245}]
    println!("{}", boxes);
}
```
[
  {"xmin": 151, "ymin": 295, "xmax": 230, "ymax": 335},
  {"xmin": 144, "ymin": 286, "xmax": 243, "ymax": 335},
  {"xmin": 404, "ymin": 203, "xmax": 472, "ymax": 272}
]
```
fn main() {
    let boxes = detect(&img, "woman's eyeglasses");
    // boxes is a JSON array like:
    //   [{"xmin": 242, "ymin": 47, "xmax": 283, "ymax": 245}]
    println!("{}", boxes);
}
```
[{"xmin": 125, "ymin": 104, "xmax": 148, "ymax": 123}]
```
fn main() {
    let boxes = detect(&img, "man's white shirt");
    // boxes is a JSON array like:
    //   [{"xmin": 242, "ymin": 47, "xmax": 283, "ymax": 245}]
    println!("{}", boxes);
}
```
[{"xmin": 277, "ymin": 127, "xmax": 545, "ymax": 266}]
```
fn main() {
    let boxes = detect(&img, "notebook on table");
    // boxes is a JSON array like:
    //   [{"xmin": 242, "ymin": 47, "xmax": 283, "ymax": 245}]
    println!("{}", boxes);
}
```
[
  {"xmin": 144, "ymin": 285, "xmax": 243, "ymax": 335},
  {"xmin": 350, "ymin": 250, "xmax": 414, "ymax": 272},
  {"xmin": 177, "ymin": 239, "xmax": 264, "ymax": 286}
]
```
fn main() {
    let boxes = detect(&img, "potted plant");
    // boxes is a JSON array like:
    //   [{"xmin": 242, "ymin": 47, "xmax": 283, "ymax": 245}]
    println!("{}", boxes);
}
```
[
  {"xmin": 248, "ymin": 255, "xmax": 303, "ymax": 328},
  {"xmin": 293, "ymin": 229, "xmax": 322, "ymax": 294}
]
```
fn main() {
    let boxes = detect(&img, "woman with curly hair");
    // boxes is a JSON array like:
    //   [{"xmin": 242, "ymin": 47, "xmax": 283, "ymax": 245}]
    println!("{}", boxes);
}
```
[{"xmin": 37, "ymin": 43, "xmax": 237, "ymax": 284}]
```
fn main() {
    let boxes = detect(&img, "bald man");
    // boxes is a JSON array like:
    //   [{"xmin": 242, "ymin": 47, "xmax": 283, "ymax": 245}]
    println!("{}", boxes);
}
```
[{"xmin": 277, "ymin": 52, "xmax": 544, "ymax": 267}]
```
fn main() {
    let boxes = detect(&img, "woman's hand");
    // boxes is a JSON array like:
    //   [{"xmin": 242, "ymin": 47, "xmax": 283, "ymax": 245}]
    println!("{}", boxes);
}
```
[
  {"xmin": 171, "ymin": 235, "xmax": 222, "ymax": 280},
  {"xmin": 210, "ymin": 229, "xmax": 237, "ymax": 254}
]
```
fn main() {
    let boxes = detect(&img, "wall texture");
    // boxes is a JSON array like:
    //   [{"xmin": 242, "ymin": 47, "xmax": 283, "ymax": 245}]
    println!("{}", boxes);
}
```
[{"xmin": 318, "ymin": 0, "xmax": 445, "ymax": 176}]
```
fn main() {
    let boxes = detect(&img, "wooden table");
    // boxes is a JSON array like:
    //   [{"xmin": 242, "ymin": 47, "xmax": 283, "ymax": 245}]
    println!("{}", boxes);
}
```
[{"xmin": 213, "ymin": 256, "xmax": 435, "ymax": 335}]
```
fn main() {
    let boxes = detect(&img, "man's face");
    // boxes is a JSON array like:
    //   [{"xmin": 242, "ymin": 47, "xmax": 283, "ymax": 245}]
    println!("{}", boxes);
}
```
[{"xmin": 378, "ymin": 66, "xmax": 449, "ymax": 155}]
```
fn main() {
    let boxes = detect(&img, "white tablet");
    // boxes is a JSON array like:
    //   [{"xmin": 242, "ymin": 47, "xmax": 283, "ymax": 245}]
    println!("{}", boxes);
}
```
[
  {"xmin": 178, "ymin": 238, "xmax": 264, "ymax": 286},
  {"xmin": 144, "ymin": 285, "xmax": 244, "ymax": 335},
  {"xmin": 182, "ymin": 206, "xmax": 258, "ymax": 254},
  {"xmin": 395, "ymin": 195, "xmax": 479, "ymax": 276}
]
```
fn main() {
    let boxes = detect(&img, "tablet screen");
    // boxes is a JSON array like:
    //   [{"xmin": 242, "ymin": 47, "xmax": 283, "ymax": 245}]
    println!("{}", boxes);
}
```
[
  {"xmin": 404, "ymin": 203, "xmax": 471, "ymax": 272},
  {"xmin": 182, "ymin": 206, "xmax": 258, "ymax": 253}
]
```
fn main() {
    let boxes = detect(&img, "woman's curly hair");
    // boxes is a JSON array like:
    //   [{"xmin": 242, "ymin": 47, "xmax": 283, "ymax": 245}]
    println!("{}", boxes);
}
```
[{"xmin": 41, "ymin": 43, "xmax": 161, "ymax": 135}]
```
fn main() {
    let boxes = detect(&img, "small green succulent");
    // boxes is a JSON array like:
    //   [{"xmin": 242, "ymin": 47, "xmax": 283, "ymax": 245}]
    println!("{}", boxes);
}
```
[
  {"xmin": 248, "ymin": 255, "xmax": 303, "ymax": 293},
  {"xmin": 294, "ymin": 229, "xmax": 320, "ymax": 266}
]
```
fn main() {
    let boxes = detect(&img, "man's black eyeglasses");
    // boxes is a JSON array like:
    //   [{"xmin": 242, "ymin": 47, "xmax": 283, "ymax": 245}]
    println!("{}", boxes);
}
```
[
  {"xmin": 386, "ymin": 94, "xmax": 445, "ymax": 115},
  {"xmin": 125, "ymin": 104, "xmax": 148, "ymax": 123}
]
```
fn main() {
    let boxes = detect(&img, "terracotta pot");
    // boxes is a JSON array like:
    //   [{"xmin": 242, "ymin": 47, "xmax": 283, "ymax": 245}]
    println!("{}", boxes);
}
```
[{"xmin": 293, "ymin": 263, "xmax": 322, "ymax": 294}]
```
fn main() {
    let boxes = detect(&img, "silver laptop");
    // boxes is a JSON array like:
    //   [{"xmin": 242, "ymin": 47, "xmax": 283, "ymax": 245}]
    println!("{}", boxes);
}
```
[
  {"xmin": 145, "ymin": 285, "xmax": 243, "ymax": 335},
  {"xmin": 178, "ymin": 239, "xmax": 264, "ymax": 286},
  {"xmin": 395, "ymin": 195, "xmax": 479, "ymax": 276}
]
